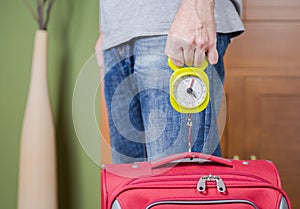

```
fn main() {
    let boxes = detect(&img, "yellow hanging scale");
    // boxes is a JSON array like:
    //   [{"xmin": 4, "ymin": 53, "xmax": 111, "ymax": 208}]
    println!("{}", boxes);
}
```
[
  {"xmin": 169, "ymin": 57, "xmax": 210, "ymax": 113},
  {"xmin": 169, "ymin": 57, "xmax": 210, "ymax": 152}
]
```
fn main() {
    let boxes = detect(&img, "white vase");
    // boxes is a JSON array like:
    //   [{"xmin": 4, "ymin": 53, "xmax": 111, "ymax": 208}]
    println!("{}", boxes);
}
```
[{"xmin": 18, "ymin": 30, "xmax": 58, "ymax": 209}]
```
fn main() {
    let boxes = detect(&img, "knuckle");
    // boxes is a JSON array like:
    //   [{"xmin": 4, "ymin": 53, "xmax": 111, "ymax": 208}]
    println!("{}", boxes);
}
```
[
  {"xmin": 187, "ymin": 37, "xmax": 195, "ymax": 46},
  {"xmin": 195, "ymin": 38, "xmax": 207, "ymax": 49},
  {"xmin": 207, "ymin": 40, "xmax": 216, "ymax": 48},
  {"xmin": 198, "ymin": 42, "xmax": 206, "ymax": 50}
]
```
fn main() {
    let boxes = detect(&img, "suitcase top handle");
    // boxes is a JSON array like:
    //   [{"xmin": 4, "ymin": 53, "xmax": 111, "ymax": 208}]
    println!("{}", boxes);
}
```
[{"xmin": 151, "ymin": 152, "xmax": 233, "ymax": 169}]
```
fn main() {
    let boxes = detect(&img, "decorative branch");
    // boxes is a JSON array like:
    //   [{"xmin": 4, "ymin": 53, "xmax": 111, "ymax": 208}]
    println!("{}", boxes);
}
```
[
  {"xmin": 24, "ymin": 0, "xmax": 55, "ymax": 30},
  {"xmin": 44, "ymin": 0, "xmax": 54, "ymax": 29}
]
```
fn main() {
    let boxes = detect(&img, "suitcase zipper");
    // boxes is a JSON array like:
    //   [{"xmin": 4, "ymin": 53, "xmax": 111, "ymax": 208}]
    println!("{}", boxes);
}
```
[
  {"xmin": 110, "ymin": 174, "xmax": 286, "ymax": 209},
  {"xmin": 129, "ymin": 172, "xmax": 268, "ymax": 193},
  {"xmin": 130, "ymin": 172, "xmax": 270, "ymax": 186},
  {"xmin": 145, "ymin": 199, "xmax": 258, "ymax": 209}
]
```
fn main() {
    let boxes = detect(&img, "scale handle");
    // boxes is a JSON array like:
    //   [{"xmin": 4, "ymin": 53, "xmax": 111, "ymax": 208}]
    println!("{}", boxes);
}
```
[{"xmin": 168, "ymin": 57, "xmax": 209, "ymax": 71}]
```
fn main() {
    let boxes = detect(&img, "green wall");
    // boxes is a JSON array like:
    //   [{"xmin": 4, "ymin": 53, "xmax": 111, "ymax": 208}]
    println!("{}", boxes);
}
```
[{"xmin": 0, "ymin": 1, "xmax": 100, "ymax": 208}]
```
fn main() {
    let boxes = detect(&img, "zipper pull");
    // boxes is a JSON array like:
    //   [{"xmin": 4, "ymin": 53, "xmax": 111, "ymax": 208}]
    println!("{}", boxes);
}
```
[
  {"xmin": 197, "ymin": 176, "xmax": 208, "ymax": 192},
  {"xmin": 215, "ymin": 176, "xmax": 226, "ymax": 193},
  {"xmin": 197, "ymin": 174, "xmax": 226, "ymax": 193}
]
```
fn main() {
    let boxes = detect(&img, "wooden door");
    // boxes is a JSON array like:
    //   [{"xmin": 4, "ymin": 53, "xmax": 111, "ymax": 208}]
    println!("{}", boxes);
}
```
[{"xmin": 222, "ymin": 0, "xmax": 300, "ymax": 208}]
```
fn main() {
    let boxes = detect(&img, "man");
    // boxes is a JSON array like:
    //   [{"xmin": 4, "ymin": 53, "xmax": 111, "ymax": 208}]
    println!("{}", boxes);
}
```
[{"xmin": 96, "ymin": 0, "xmax": 244, "ymax": 163}]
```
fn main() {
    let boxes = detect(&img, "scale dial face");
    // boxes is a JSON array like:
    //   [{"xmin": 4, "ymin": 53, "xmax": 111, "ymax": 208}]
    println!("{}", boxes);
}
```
[{"xmin": 173, "ymin": 75, "xmax": 207, "ymax": 109}]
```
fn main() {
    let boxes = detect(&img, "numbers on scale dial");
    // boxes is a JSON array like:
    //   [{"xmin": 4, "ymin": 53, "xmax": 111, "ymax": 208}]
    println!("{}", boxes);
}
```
[{"xmin": 173, "ymin": 75, "xmax": 207, "ymax": 109}]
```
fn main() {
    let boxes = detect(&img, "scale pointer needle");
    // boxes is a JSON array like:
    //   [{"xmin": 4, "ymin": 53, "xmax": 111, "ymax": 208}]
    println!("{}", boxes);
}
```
[{"xmin": 187, "ymin": 78, "xmax": 197, "ymax": 98}]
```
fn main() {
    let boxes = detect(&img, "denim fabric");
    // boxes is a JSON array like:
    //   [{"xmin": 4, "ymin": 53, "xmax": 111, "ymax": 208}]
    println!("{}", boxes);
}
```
[{"xmin": 103, "ymin": 34, "xmax": 231, "ymax": 163}]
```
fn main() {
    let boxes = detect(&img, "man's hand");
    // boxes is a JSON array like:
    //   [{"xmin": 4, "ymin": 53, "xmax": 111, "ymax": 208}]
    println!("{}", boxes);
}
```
[
  {"xmin": 165, "ymin": 0, "xmax": 218, "ymax": 67},
  {"xmin": 95, "ymin": 34, "xmax": 104, "ymax": 69}
]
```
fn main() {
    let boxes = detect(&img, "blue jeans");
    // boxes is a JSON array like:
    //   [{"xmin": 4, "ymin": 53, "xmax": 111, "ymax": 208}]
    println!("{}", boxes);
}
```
[{"xmin": 103, "ymin": 34, "xmax": 231, "ymax": 163}]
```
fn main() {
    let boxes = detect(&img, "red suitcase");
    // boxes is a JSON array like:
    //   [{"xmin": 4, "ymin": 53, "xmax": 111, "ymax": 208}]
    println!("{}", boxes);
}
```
[{"xmin": 101, "ymin": 152, "xmax": 291, "ymax": 209}]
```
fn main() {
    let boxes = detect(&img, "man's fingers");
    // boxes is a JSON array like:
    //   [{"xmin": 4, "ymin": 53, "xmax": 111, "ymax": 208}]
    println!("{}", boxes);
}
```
[
  {"xmin": 193, "ymin": 25, "xmax": 218, "ymax": 65},
  {"xmin": 165, "ymin": 35, "xmax": 185, "ymax": 67},
  {"xmin": 183, "ymin": 46, "xmax": 195, "ymax": 66},
  {"xmin": 171, "ymin": 58, "xmax": 184, "ymax": 67},
  {"xmin": 165, "ymin": 32, "xmax": 218, "ymax": 67},
  {"xmin": 206, "ymin": 47, "xmax": 219, "ymax": 65},
  {"xmin": 193, "ymin": 49, "xmax": 205, "ymax": 67},
  {"xmin": 194, "ymin": 27, "xmax": 208, "ymax": 50},
  {"xmin": 205, "ymin": 24, "xmax": 218, "ymax": 64}
]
